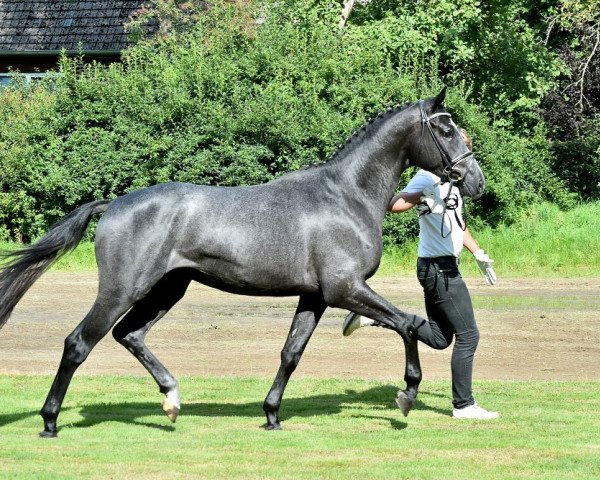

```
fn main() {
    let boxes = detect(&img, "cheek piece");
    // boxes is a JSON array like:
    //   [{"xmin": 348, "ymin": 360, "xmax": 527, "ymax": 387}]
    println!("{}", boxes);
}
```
[{"xmin": 418, "ymin": 100, "xmax": 474, "ymax": 184}]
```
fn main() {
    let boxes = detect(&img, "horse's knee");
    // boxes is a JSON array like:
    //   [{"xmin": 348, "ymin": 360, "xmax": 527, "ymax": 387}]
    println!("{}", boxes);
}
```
[
  {"xmin": 281, "ymin": 349, "xmax": 302, "ymax": 372},
  {"xmin": 62, "ymin": 333, "xmax": 90, "ymax": 366}
]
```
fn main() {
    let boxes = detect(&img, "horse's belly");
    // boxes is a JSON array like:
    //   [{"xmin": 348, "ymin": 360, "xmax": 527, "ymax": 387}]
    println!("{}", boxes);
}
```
[{"xmin": 169, "ymin": 248, "xmax": 320, "ymax": 297}]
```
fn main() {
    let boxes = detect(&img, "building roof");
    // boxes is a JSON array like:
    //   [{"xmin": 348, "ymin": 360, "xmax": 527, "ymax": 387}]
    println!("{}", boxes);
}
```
[{"xmin": 0, "ymin": 0, "xmax": 149, "ymax": 55}]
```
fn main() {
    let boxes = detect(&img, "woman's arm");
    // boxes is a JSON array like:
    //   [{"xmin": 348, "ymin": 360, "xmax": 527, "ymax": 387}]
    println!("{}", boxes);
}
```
[
  {"xmin": 464, "ymin": 227, "xmax": 497, "ymax": 285},
  {"xmin": 463, "ymin": 227, "xmax": 481, "ymax": 253},
  {"xmin": 388, "ymin": 192, "xmax": 422, "ymax": 212}
]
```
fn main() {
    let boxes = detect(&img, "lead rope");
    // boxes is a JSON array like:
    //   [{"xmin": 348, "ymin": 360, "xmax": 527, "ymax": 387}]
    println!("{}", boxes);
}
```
[
  {"xmin": 419, "ymin": 179, "xmax": 467, "ymax": 238},
  {"xmin": 440, "ymin": 178, "xmax": 467, "ymax": 238}
]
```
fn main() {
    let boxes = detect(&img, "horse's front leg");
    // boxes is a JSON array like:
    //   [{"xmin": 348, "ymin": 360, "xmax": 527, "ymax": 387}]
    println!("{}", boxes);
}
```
[
  {"xmin": 263, "ymin": 293, "xmax": 326, "ymax": 430},
  {"xmin": 327, "ymin": 281, "xmax": 423, "ymax": 415},
  {"xmin": 396, "ymin": 331, "xmax": 421, "ymax": 416}
]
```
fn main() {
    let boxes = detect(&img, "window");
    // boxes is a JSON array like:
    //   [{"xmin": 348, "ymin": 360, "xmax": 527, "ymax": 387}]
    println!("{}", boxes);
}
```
[
  {"xmin": 0, "ymin": 72, "xmax": 47, "ymax": 87},
  {"xmin": 25, "ymin": 73, "xmax": 46, "ymax": 82}
]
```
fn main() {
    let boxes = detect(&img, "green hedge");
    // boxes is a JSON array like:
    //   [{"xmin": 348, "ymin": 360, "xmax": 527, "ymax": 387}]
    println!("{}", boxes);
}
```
[{"xmin": 0, "ymin": 1, "xmax": 572, "ymax": 244}]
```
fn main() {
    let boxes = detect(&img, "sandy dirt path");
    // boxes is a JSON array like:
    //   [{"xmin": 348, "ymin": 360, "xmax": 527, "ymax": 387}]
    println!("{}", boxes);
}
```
[{"xmin": 1, "ymin": 272, "xmax": 599, "ymax": 381}]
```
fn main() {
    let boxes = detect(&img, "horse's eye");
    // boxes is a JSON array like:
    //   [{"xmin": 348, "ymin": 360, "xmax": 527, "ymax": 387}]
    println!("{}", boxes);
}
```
[{"xmin": 442, "ymin": 128, "xmax": 454, "ymax": 138}]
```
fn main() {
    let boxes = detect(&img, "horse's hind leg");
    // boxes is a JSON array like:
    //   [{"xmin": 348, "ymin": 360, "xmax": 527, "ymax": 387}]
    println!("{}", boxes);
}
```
[
  {"xmin": 40, "ymin": 294, "xmax": 131, "ymax": 438},
  {"xmin": 112, "ymin": 272, "xmax": 191, "ymax": 422},
  {"xmin": 326, "ymin": 280, "xmax": 423, "ymax": 416},
  {"xmin": 263, "ymin": 293, "xmax": 326, "ymax": 430}
]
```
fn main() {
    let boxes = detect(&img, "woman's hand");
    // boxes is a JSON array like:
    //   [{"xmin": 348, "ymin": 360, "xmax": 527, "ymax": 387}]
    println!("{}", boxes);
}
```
[{"xmin": 473, "ymin": 249, "xmax": 497, "ymax": 285}]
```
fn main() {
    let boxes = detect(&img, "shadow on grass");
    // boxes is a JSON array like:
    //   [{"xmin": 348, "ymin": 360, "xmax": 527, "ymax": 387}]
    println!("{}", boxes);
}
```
[
  {"xmin": 0, "ymin": 386, "xmax": 451, "ymax": 433},
  {"xmin": 0, "ymin": 409, "xmax": 42, "ymax": 428}
]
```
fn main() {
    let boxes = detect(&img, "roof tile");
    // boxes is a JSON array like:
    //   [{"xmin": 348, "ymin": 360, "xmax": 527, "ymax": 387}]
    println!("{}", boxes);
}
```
[{"xmin": 0, "ymin": 0, "xmax": 152, "ymax": 53}]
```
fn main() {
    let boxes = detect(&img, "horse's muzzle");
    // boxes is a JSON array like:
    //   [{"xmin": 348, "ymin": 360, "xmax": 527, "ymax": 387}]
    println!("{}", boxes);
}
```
[{"xmin": 458, "ymin": 163, "xmax": 485, "ymax": 200}]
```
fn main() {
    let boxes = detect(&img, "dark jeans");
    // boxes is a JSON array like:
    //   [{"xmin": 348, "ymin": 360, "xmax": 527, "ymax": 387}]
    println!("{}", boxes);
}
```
[{"xmin": 415, "ymin": 256, "xmax": 480, "ymax": 409}]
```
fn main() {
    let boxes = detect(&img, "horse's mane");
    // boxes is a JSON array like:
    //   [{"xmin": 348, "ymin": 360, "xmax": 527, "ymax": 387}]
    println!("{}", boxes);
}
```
[{"xmin": 300, "ymin": 101, "xmax": 414, "ymax": 171}]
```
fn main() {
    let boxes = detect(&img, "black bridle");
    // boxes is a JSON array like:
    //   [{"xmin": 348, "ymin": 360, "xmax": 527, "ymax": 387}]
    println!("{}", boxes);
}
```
[
  {"xmin": 418, "ymin": 100, "xmax": 473, "ymax": 237},
  {"xmin": 418, "ymin": 100, "xmax": 474, "ymax": 184}
]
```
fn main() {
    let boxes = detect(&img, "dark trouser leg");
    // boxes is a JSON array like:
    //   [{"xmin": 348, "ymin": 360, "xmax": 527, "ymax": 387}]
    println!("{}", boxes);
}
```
[
  {"xmin": 450, "ymin": 328, "xmax": 479, "ymax": 409},
  {"xmin": 417, "ymin": 259, "xmax": 480, "ymax": 409},
  {"xmin": 263, "ymin": 293, "xmax": 326, "ymax": 430}
]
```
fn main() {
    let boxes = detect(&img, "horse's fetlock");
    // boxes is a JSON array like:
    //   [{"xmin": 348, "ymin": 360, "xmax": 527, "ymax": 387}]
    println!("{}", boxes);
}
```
[
  {"xmin": 40, "ymin": 406, "xmax": 54, "ymax": 420},
  {"xmin": 263, "ymin": 399, "xmax": 279, "ymax": 414},
  {"xmin": 404, "ymin": 371, "xmax": 422, "ymax": 386},
  {"xmin": 159, "ymin": 379, "xmax": 178, "ymax": 395}
]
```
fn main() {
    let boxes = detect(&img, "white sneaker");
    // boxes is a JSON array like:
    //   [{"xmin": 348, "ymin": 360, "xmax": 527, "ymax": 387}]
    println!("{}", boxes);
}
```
[
  {"xmin": 452, "ymin": 403, "xmax": 500, "ymax": 420},
  {"xmin": 342, "ymin": 312, "xmax": 375, "ymax": 336}
]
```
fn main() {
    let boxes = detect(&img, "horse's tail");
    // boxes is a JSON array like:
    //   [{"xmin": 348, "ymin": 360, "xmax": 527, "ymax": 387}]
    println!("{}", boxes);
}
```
[{"xmin": 0, "ymin": 199, "xmax": 111, "ymax": 329}]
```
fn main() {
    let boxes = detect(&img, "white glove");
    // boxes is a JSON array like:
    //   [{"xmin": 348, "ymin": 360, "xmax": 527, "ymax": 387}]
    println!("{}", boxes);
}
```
[
  {"xmin": 419, "ymin": 187, "xmax": 446, "ymax": 214},
  {"xmin": 473, "ymin": 249, "xmax": 497, "ymax": 285}
]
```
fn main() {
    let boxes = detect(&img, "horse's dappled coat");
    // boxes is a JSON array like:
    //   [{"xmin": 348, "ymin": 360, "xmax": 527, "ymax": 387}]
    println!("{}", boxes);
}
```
[{"xmin": 0, "ymin": 89, "xmax": 485, "ymax": 436}]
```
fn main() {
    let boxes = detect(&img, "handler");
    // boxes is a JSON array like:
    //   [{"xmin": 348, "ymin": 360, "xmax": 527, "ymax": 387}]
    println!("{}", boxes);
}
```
[{"xmin": 343, "ymin": 130, "xmax": 499, "ymax": 420}]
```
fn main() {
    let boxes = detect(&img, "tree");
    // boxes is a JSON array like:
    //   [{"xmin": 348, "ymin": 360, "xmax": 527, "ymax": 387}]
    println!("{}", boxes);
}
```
[
  {"xmin": 539, "ymin": 0, "xmax": 600, "ymax": 199},
  {"xmin": 548, "ymin": 0, "xmax": 600, "ymax": 112},
  {"xmin": 339, "ymin": 0, "xmax": 355, "ymax": 29}
]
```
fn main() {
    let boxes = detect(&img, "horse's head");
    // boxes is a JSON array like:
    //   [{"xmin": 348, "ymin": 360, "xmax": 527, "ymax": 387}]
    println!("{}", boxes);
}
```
[{"xmin": 409, "ymin": 88, "xmax": 485, "ymax": 199}]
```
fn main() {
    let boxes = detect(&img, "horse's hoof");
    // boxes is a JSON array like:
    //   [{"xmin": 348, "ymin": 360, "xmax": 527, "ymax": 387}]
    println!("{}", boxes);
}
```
[
  {"xmin": 395, "ymin": 390, "xmax": 413, "ymax": 417},
  {"xmin": 162, "ymin": 399, "xmax": 180, "ymax": 423},
  {"xmin": 263, "ymin": 422, "xmax": 282, "ymax": 431},
  {"xmin": 39, "ymin": 430, "xmax": 58, "ymax": 438}
]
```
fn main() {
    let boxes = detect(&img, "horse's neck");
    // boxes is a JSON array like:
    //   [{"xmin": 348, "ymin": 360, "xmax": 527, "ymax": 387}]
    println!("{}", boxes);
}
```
[{"xmin": 325, "ymin": 110, "xmax": 413, "ymax": 223}]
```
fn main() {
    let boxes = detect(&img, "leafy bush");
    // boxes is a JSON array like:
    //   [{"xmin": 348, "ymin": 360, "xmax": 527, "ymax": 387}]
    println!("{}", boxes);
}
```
[
  {"xmin": 349, "ymin": 0, "xmax": 564, "ymax": 125},
  {"xmin": 0, "ymin": 0, "xmax": 572, "ymax": 244}
]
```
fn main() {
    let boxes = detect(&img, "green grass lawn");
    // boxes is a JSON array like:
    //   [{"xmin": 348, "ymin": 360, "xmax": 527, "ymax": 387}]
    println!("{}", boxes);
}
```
[
  {"xmin": 380, "ymin": 201, "xmax": 600, "ymax": 277},
  {"xmin": 0, "ymin": 376, "xmax": 598, "ymax": 479}
]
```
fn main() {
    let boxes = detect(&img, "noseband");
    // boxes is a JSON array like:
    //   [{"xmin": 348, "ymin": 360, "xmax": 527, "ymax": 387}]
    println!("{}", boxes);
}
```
[{"xmin": 418, "ymin": 100, "xmax": 474, "ymax": 184}]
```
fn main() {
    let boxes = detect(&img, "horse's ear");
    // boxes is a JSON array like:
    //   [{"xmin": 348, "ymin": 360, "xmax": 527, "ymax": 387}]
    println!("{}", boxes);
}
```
[{"xmin": 430, "ymin": 87, "xmax": 447, "ymax": 111}]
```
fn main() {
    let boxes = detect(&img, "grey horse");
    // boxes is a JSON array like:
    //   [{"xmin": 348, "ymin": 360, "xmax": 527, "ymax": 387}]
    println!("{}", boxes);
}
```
[{"xmin": 0, "ymin": 88, "xmax": 485, "ymax": 437}]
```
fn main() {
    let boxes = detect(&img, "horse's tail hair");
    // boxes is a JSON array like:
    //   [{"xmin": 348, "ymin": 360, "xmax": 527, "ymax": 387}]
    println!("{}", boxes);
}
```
[{"xmin": 0, "ymin": 199, "xmax": 111, "ymax": 330}]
